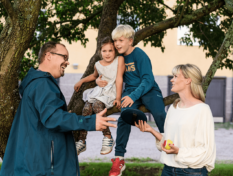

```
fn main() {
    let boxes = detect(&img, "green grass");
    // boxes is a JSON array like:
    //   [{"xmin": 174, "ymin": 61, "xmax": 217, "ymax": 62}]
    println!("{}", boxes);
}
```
[
  {"xmin": 208, "ymin": 163, "xmax": 233, "ymax": 176},
  {"xmin": 79, "ymin": 162, "xmax": 164, "ymax": 176},
  {"xmin": 79, "ymin": 162, "xmax": 233, "ymax": 176},
  {"xmin": 214, "ymin": 122, "xmax": 233, "ymax": 130},
  {"xmin": 1, "ymin": 161, "xmax": 232, "ymax": 175}
]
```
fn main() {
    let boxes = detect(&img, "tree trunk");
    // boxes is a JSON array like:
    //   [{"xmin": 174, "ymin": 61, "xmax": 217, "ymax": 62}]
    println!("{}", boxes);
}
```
[{"xmin": 0, "ymin": 0, "xmax": 41, "ymax": 158}]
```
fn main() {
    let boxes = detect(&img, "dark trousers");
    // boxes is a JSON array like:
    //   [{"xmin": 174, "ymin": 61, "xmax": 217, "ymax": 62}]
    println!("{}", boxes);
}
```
[
  {"xmin": 161, "ymin": 165, "xmax": 208, "ymax": 176},
  {"xmin": 115, "ymin": 87, "xmax": 166, "ymax": 156}
]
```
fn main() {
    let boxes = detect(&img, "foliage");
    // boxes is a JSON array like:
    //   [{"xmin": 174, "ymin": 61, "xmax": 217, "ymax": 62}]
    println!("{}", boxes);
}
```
[
  {"xmin": 178, "ymin": 0, "xmax": 233, "ymax": 69},
  {"xmin": 0, "ymin": 0, "xmax": 233, "ymax": 79}
]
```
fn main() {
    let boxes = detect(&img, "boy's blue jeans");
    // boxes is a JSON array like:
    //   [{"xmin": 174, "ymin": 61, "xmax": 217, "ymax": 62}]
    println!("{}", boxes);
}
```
[
  {"xmin": 161, "ymin": 165, "xmax": 208, "ymax": 176},
  {"xmin": 115, "ymin": 87, "xmax": 166, "ymax": 157}
]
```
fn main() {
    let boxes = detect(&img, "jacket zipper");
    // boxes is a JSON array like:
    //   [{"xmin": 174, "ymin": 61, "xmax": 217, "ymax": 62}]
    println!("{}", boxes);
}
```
[{"xmin": 51, "ymin": 141, "xmax": 54, "ymax": 175}]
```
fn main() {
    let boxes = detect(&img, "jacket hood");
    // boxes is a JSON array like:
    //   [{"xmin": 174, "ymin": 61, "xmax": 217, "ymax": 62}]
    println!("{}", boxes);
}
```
[{"xmin": 19, "ymin": 67, "xmax": 58, "ymax": 97}]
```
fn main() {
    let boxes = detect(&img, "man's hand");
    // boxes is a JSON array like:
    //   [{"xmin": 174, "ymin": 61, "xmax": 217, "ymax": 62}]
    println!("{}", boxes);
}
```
[
  {"xmin": 74, "ymin": 81, "xmax": 83, "ymax": 92},
  {"xmin": 96, "ymin": 75, "xmax": 108, "ymax": 87},
  {"xmin": 135, "ymin": 120, "xmax": 153, "ymax": 133},
  {"xmin": 121, "ymin": 96, "xmax": 134, "ymax": 108},
  {"xmin": 113, "ymin": 99, "xmax": 121, "ymax": 109},
  {"xmin": 161, "ymin": 143, "xmax": 179, "ymax": 154},
  {"xmin": 96, "ymin": 108, "xmax": 117, "ymax": 131}
]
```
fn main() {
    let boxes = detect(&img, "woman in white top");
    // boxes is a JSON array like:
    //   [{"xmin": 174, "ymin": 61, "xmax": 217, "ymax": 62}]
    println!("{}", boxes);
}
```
[{"xmin": 135, "ymin": 64, "xmax": 216, "ymax": 176}]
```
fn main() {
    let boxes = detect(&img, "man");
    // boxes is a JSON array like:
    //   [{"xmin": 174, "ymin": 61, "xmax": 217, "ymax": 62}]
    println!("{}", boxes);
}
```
[{"xmin": 0, "ymin": 41, "xmax": 116, "ymax": 176}]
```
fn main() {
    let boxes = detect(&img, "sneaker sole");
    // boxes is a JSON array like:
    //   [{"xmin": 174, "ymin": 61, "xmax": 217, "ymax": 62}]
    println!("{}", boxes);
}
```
[
  {"xmin": 77, "ymin": 148, "xmax": 86, "ymax": 155},
  {"xmin": 109, "ymin": 165, "xmax": 126, "ymax": 176},
  {"xmin": 100, "ymin": 148, "xmax": 113, "ymax": 155},
  {"xmin": 100, "ymin": 142, "xmax": 115, "ymax": 155},
  {"xmin": 118, "ymin": 165, "xmax": 126, "ymax": 176}
]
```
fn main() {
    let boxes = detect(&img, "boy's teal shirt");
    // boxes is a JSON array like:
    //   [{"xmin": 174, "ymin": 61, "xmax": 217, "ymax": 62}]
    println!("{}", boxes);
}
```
[
  {"xmin": 123, "ymin": 47, "xmax": 161, "ymax": 101},
  {"xmin": 0, "ymin": 68, "xmax": 96, "ymax": 176}
]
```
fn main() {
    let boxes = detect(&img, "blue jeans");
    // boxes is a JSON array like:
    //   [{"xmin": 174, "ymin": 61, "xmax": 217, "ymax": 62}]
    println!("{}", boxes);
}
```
[
  {"xmin": 115, "ymin": 87, "xmax": 166, "ymax": 156},
  {"xmin": 161, "ymin": 165, "xmax": 208, "ymax": 176}
]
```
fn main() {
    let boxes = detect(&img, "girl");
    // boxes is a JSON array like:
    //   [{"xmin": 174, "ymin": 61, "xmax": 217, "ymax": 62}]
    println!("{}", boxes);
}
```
[
  {"xmin": 135, "ymin": 64, "xmax": 216, "ymax": 176},
  {"xmin": 74, "ymin": 36, "xmax": 125, "ymax": 155}
]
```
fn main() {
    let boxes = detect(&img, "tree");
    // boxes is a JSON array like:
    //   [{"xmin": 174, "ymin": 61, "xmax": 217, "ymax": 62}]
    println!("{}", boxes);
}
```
[{"xmin": 0, "ymin": 0, "xmax": 232, "ymax": 158}]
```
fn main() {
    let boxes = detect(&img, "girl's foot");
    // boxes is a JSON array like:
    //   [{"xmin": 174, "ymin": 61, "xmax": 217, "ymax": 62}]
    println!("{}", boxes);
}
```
[
  {"xmin": 76, "ymin": 140, "xmax": 86, "ymax": 155},
  {"xmin": 100, "ymin": 136, "xmax": 115, "ymax": 155}
]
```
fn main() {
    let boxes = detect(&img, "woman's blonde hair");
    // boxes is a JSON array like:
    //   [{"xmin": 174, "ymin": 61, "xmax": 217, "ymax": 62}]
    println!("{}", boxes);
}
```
[
  {"xmin": 112, "ymin": 24, "xmax": 135, "ymax": 41},
  {"xmin": 172, "ymin": 64, "xmax": 205, "ymax": 108}
]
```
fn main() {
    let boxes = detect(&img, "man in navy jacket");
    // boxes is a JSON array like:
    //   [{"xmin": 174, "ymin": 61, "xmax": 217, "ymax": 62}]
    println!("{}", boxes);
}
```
[{"xmin": 0, "ymin": 41, "xmax": 116, "ymax": 176}]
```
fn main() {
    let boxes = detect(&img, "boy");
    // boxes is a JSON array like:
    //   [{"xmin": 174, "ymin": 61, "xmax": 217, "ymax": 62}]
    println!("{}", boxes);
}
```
[{"xmin": 97, "ymin": 25, "xmax": 166, "ymax": 176}]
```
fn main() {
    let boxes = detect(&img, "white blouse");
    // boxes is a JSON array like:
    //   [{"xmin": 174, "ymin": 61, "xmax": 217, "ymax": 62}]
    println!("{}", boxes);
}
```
[{"xmin": 156, "ymin": 103, "xmax": 216, "ymax": 172}]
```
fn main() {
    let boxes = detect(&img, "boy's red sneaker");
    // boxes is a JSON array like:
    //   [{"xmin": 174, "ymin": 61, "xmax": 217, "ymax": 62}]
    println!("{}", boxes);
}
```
[{"xmin": 109, "ymin": 158, "xmax": 126, "ymax": 176}]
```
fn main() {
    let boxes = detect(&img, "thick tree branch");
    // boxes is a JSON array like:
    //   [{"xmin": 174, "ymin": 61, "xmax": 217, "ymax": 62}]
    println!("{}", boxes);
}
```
[
  {"xmin": 108, "ymin": 20, "xmax": 233, "ymax": 114},
  {"xmin": 202, "ymin": 20, "xmax": 233, "ymax": 93},
  {"xmin": 0, "ymin": 0, "xmax": 16, "ymax": 21},
  {"xmin": 134, "ymin": 0, "xmax": 225, "ymax": 45},
  {"xmin": 174, "ymin": 0, "xmax": 189, "ymax": 27}
]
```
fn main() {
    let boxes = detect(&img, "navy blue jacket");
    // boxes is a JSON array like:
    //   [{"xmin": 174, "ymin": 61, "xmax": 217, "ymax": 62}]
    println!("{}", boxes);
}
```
[
  {"xmin": 123, "ymin": 47, "xmax": 161, "ymax": 102},
  {"xmin": 0, "ymin": 68, "xmax": 96, "ymax": 176}
]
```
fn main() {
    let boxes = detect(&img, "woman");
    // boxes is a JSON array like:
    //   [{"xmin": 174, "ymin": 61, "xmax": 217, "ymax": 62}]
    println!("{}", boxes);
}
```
[{"xmin": 135, "ymin": 64, "xmax": 216, "ymax": 176}]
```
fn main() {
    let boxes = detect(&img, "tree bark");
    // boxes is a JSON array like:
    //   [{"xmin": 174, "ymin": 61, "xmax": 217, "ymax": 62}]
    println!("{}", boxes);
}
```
[
  {"xmin": 0, "ymin": 0, "xmax": 41, "ymax": 158},
  {"xmin": 202, "ymin": 20, "xmax": 233, "ymax": 93}
]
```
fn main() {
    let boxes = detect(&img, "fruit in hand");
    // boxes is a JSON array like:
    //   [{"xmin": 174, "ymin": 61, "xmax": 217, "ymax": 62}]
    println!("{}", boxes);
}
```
[{"xmin": 163, "ymin": 139, "xmax": 174, "ymax": 150}]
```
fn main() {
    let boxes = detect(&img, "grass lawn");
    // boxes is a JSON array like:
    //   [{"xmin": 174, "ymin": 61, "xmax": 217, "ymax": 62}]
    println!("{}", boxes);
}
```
[
  {"xmin": 0, "ymin": 162, "xmax": 232, "ymax": 175},
  {"xmin": 79, "ymin": 162, "xmax": 233, "ymax": 176}
]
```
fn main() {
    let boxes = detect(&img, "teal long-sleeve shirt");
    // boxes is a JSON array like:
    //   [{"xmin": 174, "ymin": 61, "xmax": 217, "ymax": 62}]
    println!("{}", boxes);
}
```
[{"xmin": 123, "ymin": 47, "xmax": 161, "ymax": 102}]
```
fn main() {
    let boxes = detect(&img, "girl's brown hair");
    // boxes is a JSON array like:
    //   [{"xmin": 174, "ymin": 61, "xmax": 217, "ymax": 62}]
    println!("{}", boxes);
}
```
[{"xmin": 99, "ymin": 36, "xmax": 117, "ymax": 58}]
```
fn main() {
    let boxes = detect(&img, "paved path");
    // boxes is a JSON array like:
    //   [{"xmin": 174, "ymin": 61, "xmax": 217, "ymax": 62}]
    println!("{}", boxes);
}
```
[{"xmin": 78, "ymin": 115, "xmax": 233, "ymax": 163}]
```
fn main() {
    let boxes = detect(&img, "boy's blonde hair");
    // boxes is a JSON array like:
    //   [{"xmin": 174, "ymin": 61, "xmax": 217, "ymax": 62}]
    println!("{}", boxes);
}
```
[
  {"xmin": 172, "ymin": 64, "xmax": 205, "ymax": 108},
  {"xmin": 112, "ymin": 24, "xmax": 135, "ymax": 41}
]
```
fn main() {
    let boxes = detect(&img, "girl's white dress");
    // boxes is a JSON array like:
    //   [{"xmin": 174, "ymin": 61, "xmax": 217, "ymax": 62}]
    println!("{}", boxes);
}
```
[{"xmin": 82, "ymin": 57, "xmax": 118, "ymax": 109}]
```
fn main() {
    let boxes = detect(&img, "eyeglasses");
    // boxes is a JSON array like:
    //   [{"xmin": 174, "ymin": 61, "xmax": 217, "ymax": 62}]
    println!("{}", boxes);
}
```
[{"xmin": 49, "ymin": 52, "xmax": 68, "ymax": 62}]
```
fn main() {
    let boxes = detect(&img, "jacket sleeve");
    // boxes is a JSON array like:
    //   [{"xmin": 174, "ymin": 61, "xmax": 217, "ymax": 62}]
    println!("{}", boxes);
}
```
[
  {"xmin": 128, "ymin": 52, "xmax": 155, "ymax": 102},
  {"xmin": 29, "ymin": 78, "xmax": 96, "ymax": 132},
  {"xmin": 174, "ymin": 106, "xmax": 216, "ymax": 170}
]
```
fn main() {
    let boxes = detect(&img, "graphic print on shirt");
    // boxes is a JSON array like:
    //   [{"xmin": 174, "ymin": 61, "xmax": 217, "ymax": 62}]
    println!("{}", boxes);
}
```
[{"xmin": 125, "ymin": 62, "xmax": 136, "ymax": 72}]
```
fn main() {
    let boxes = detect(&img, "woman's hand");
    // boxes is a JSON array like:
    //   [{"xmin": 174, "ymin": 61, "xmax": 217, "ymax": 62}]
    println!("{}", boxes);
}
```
[
  {"xmin": 161, "ymin": 143, "xmax": 179, "ymax": 154},
  {"xmin": 74, "ymin": 81, "xmax": 83, "ymax": 92},
  {"xmin": 135, "ymin": 120, "xmax": 153, "ymax": 133},
  {"xmin": 96, "ymin": 75, "xmax": 108, "ymax": 87},
  {"xmin": 113, "ymin": 99, "xmax": 121, "ymax": 109}
]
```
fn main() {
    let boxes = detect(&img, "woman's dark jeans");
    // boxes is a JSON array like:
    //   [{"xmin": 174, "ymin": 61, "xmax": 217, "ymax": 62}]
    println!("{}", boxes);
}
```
[{"xmin": 161, "ymin": 164, "xmax": 208, "ymax": 176}]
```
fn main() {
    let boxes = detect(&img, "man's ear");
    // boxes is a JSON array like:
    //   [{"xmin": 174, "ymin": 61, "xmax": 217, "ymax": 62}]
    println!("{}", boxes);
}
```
[{"xmin": 45, "ymin": 52, "xmax": 51, "ymax": 61}]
